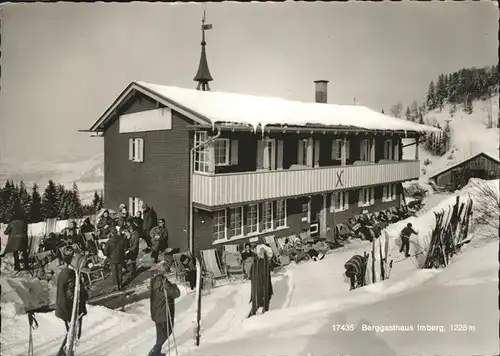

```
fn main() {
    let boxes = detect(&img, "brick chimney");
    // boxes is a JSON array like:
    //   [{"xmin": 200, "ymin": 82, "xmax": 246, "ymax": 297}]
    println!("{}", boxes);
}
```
[{"xmin": 313, "ymin": 80, "xmax": 328, "ymax": 103}]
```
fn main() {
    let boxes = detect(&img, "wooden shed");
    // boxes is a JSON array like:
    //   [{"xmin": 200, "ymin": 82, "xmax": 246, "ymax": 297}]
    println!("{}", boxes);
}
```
[{"xmin": 429, "ymin": 151, "xmax": 500, "ymax": 191}]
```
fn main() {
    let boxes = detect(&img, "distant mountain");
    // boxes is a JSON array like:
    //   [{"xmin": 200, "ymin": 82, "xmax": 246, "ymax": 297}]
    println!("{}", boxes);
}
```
[{"xmin": 0, "ymin": 153, "xmax": 104, "ymax": 204}]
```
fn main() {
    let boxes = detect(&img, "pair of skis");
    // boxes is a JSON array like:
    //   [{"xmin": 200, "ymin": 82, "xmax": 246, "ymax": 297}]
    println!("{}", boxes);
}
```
[{"xmin": 57, "ymin": 255, "xmax": 87, "ymax": 356}]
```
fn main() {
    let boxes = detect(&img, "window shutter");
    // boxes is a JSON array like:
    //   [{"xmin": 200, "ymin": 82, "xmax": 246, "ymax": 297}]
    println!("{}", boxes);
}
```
[
  {"xmin": 230, "ymin": 140, "xmax": 239, "ymax": 165},
  {"xmin": 360, "ymin": 140, "xmax": 365, "ymax": 161},
  {"xmin": 314, "ymin": 139, "xmax": 320, "ymax": 167},
  {"xmin": 394, "ymin": 139, "xmax": 400, "ymax": 161},
  {"xmin": 128, "ymin": 197, "xmax": 133, "ymax": 213},
  {"xmin": 370, "ymin": 187, "xmax": 375, "ymax": 205},
  {"xmin": 298, "ymin": 140, "xmax": 304, "ymax": 165},
  {"xmin": 343, "ymin": 191, "xmax": 349, "ymax": 210},
  {"xmin": 328, "ymin": 193, "xmax": 333, "ymax": 213},
  {"xmin": 207, "ymin": 143, "xmax": 215, "ymax": 173},
  {"xmin": 383, "ymin": 185, "xmax": 387, "ymax": 200},
  {"xmin": 346, "ymin": 139, "xmax": 350, "ymax": 159},
  {"xmin": 306, "ymin": 138, "xmax": 313, "ymax": 167},
  {"xmin": 257, "ymin": 139, "xmax": 264, "ymax": 170},
  {"xmin": 392, "ymin": 184, "xmax": 397, "ymax": 200},
  {"xmin": 129, "ymin": 138, "xmax": 134, "ymax": 161},
  {"xmin": 270, "ymin": 141, "xmax": 277, "ymax": 170},
  {"xmin": 138, "ymin": 138, "xmax": 144, "ymax": 162},
  {"xmin": 263, "ymin": 141, "xmax": 270, "ymax": 170},
  {"xmin": 358, "ymin": 189, "xmax": 363, "ymax": 206},
  {"xmin": 331, "ymin": 140, "xmax": 338, "ymax": 160},
  {"xmin": 277, "ymin": 140, "xmax": 284, "ymax": 169},
  {"xmin": 370, "ymin": 138, "xmax": 375, "ymax": 162}
]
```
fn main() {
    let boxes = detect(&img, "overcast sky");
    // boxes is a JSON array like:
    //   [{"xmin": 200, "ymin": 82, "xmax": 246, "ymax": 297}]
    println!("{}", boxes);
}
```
[{"xmin": 0, "ymin": 1, "xmax": 497, "ymax": 163}]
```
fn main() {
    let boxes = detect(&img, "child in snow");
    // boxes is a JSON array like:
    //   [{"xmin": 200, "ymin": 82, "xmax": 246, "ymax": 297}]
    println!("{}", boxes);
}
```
[{"xmin": 400, "ymin": 223, "xmax": 418, "ymax": 257}]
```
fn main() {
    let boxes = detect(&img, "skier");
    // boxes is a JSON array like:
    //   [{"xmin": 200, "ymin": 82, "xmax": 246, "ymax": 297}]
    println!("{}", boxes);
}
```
[
  {"xmin": 103, "ymin": 227, "xmax": 128, "ymax": 291},
  {"xmin": 142, "ymin": 203, "xmax": 158, "ymax": 253},
  {"xmin": 148, "ymin": 263, "xmax": 180, "ymax": 356},
  {"xmin": 248, "ymin": 244, "xmax": 273, "ymax": 318},
  {"xmin": 400, "ymin": 223, "xmax": 418, "ymax": 258},
  {"xmin": 344, "ymin": 254, "xmax": 368, "ymax": 291},
  {"xmin": 149, "ymin": 218, "xmax": 168, "ymax": 264},
  {"xmin": 1, "ymin": 209, "xmax": 29, "ymax": 272},
  {"xmin": 55, "ymin": 247, "xmax": 88, "ymax": 347}
]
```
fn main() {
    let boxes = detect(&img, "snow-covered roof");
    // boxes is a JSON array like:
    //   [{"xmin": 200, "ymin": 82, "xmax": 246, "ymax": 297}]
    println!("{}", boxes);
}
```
[
  {"xmin": 428, "ymin": 151, "xmax": 500, "ymax": 180},
  {"xmin": 89, "ymin": 81, "xmax": 442, "ymax": 134}
]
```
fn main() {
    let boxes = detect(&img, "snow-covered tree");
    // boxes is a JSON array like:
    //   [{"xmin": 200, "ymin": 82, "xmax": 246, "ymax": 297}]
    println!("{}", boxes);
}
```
[
  {"xmin": 42, "ymin": 180, "xmax": 59, "ymax": 219},
  {"xmin": 390, "ymin": 102, "xmax": 403, "ymax": 118},
  {"xmin": 426, "ymin": 81, "xmax": 436, "ymax": 110}
]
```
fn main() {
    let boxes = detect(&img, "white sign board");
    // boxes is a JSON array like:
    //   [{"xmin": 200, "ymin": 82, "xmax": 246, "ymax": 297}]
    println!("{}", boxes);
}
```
[{"xmin": 119, "ymin": 108, "xmax": 172, "ymax": 133}]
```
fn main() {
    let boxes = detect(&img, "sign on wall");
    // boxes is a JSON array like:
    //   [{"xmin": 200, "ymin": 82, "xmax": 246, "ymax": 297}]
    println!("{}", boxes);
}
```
[{"xmin": 119, "ymin": 108, "xmax": 172, "ymax": 133}]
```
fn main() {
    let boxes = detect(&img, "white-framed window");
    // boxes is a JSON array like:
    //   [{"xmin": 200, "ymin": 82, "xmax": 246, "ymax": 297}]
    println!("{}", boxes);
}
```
[
  {"xmin": 382, "ymin": 184, "xmax": 397, "ymax": 202},
  {"xmin": 275, "ymin": 200, "xmax": 287, "ymax": 228},
  {"xmin": 330, "ymin": 191, "xmax": 349, "ymax": 212},
  {"xmin": 298, "ymin": 139, "xmax": 309, "ymax": 166},
  {"xmin": 213, "ymin": 209, "xmax": 227, "ymax": 242},
  {"xmin": 214, "ymin": 139, "xmax": 230, "ymax": 166},
  {"xmin": 246, "ymin": 204, "xmax": 259, "ymax": 234},
  {"xmin": 331, "ymin": 139, "xmax": 343, "ymax": 160},
  {"xmin": 129, "ymin": 197, "xmax": 143, "ymax": 216},
  {"xmin": 228, "ymin": 206, "xmax": 243, "ymax": 238},
  {"xmin": 301, "ymin": 200, "xmax": 311, "ymax": 223},
  {"xmin": 384, "ymin": 139, "xmax": 393, "ymax": 160},
  {"xmin": 194, "ymin": 131, "xmax": 209, "ymax": 173},
  {"xmin": 358, "ymin": 187, "xmax": 375, "ymax": 207},
  {"xmin": 360, "ymin": 139, "xmax": 372, "ymax": 162},
  {"xmin": 262, "ymin": 201, "xmax": 273, "ymax": 231},
  {"xmin": 128, "ymin": 138, "xmax": 144, "ymax": 162}
]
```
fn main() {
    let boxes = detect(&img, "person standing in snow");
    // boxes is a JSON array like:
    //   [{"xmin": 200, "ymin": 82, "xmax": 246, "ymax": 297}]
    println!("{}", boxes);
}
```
[
  {"xmin": 117, "ymin": 207, "xmax": 132, "ymax": 230},
  {"xmin": 103, "ymin": 227, "xmax": 128, "ymax": 291},
  {"xmin": 149, "ymin": 218, "xmax": 168, "ymax": 263},
  {"xmin": 1, "ymin": 209, "xmax": 29, "ymax": 271},
  {"xmin": 400, "ymin": 223, "xmax": 418, "ymax": 258},
  {"xmin": 55, "ymin": 247, "xmax": 88, "ymax": 344},
  {"xmin": 148, "ymin": 263, "xmax": 180, "ymax": 356},
  {"xmin": 126, "ymin": 222, "xmax": 140, "ymax": 276},
  {"xmin": 248, "ymin": 244, "xmax": 274, "ymax": 318},
  {"xmin": 142, "ymin": 204, "xmax": 157, "ymax": 252},
  {"xmin": 240, "ymin": 243, "xmax": 255, "ymax": 279}
]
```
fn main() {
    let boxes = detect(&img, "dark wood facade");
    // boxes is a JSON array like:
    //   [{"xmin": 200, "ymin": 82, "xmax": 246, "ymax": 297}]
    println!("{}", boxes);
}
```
[
  {"xmin": 103, "ymin": 92, "xmax": 194, "ymax": 252},
  {"xmin": 430, "ymin": 152, "xmax": 500, "ymax": 191}
]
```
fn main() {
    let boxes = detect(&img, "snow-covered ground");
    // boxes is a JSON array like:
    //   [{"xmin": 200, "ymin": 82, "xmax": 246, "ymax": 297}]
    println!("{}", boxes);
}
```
[
  {"xmin": 1, "ymin": 178, "xmax": 498, "ymax": 356},
  {"xmin": 403, "ymin": 95, "xmax": 500, "ymax": 181}
]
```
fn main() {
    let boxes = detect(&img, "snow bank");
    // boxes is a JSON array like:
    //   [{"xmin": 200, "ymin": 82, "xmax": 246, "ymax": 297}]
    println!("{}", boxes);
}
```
[
  {"xmin": 1, "ymin": 276, "xmax": 56, "ymax": 316},
  {"xmin": 135, "ymin": 81, "xmax": 440, "ymax": 134}
]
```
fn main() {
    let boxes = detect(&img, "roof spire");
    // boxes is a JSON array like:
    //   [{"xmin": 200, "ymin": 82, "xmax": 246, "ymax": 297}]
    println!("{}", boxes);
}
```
[{"xmin": 194, "ymin": 6, "xmax": 213, "ymax": 91}]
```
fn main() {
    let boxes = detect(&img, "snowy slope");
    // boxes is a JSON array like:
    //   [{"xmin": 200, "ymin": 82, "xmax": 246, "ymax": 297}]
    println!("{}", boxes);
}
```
[
  {"xmin": 1, "ymin": 179, "xmax": 497, "ymax": 356},
  {"xmin": 403, "ymin": 95, "xmax": 500, "ymax": 181}
]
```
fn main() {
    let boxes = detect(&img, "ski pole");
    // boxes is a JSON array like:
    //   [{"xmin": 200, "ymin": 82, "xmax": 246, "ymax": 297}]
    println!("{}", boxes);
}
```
[{"xmin": 167, "ymin": 303, "xmax": 178, "ymax": 355}]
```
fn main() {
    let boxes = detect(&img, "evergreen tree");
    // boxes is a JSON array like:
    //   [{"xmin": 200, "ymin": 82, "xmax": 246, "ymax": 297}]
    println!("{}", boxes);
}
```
[
  {"xmin": 70, "ymin": 182, "xmax": 83, "ymax": 218},
  {"xmin": 464, "ymin": 94, "xmax": 473, "ymax": 114},
  {"xmin": 42, "ymin": 180, "xmax": 59, "ymax": 219},
  {"xmin": 426, "ymin": 81, "xmax": 436, "ymax": 110},
  {"xmin": 405, "ymin": 106, "xmax": 411, "ymax": 121},
  {"xmin": 29, "ymin": 183, "xmax": 43, "ymax": 223},
  {"xmin": 390, "ymin": 102, "xmax": 403, "ymax": 118},
  {"xmin": 18, "ymin": 181, "xmax": 31, "ymax": 218},
  {"xmin": 99, "ymin": 191, "xmax": 105, "ymax": 209},
  {"xmin": 410, "ymin": 101, "xmax": 419, "ymax": 121},
  {"xmin": 92, "ymin": 191, "xmax": 102, "ymax": 213},
  {"xmin": 435, "ymin": 75, "xmax": 446, "ymax": 110}
]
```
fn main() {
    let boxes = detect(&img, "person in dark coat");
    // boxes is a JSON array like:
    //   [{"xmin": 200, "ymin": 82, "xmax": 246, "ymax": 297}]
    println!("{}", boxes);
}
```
[
  {"xmin": 248, "ymin": 244, "xmax": 274, "ymax": 318},
  {"xmin": 1, "ymin": 211, "xmax": 29, "ymax": 271},
  {"xmin": 180, "ymin": 254, "xmax": 203, "ymax": 290},
  {"xmin": 66, "ymin": 224, "xmax": 85, "ymax": 250},
  {"xmin": 142, "ymin": 204, "xmax": 157, "ymax": 250},
  {"xmin": 103, "ymin": 227, "xmax": 128, "ymax": 291},
  {"xmin": 149, "ymin": 219, "xmax": 168, "ymax": 263},
  {"xmin": 345, "ymin": 254, "xmax": 368, "ymax": 290},
  {"xmin": 126, "ymin": 222, "xmax": 140, "ymax": 275},
  {"xmin": 148, "ymin": 263, "xmax": 180, "ymax": 356},
  {"xmin": 117, "ymin": 208, "xmax": 132, "ymax": 230},
  {"xmin": 97, "ymin": 210, "xmax": 115, "ymax": 239},
  {"xmin": 80, "ymin": 218, "xmax": 95, "ymax": 235},
  {"xmin": 55, "ymin": 247, "xmax": 88, "ymax": 341},
  {"xmin": 241, "ymin": 243, "xmax": 255, "ymax": 279},
  {"xmin": 400, "ymin": 223, "xmax": 418, "ymax": 257},
  {"xmin": 132, "ymin": 210, "xmax": 147, "ymax": 249}
]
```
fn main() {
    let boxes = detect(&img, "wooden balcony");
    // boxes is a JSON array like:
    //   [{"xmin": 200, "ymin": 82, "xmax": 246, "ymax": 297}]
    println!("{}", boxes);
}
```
[{"xmin": 192, "ymin": 160, "xmax": 420, "ymax": 208}]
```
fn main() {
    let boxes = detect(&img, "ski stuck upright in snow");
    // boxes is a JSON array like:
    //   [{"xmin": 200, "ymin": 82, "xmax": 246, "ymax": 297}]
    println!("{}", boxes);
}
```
[
  {"xmin": 193, "ymin": 257, "xmax": 202, "ymax": 346},
  {"xmin": 57, "ymin": 254, "xmax": 87, "ymax": 356}
]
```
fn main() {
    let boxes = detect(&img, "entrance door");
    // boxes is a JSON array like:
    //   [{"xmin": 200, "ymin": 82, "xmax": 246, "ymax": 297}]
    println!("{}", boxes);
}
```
[{"xmin": 310, "ymin": 195, "xmax": 323, "ymax": 237}]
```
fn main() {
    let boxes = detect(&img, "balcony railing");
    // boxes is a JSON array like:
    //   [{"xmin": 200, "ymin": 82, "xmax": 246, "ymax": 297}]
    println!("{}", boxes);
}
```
[{"xmin": 192, "ymin": 160, "xmax": 420, "ymax": 207}]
